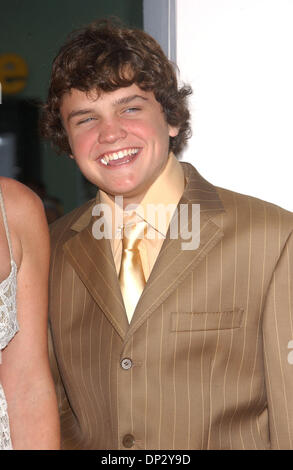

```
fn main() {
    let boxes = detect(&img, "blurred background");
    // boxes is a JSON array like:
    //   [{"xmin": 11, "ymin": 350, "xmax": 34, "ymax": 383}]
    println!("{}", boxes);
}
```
[{"xmin": 0, "ymin": 0, "xmax": 143, "ymax": 222}]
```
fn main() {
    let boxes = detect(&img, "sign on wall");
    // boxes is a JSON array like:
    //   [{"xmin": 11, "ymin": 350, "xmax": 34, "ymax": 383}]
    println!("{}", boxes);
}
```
[{"xmin": 0, "ymin": 53, "xmax": 28, "ymax": 95}]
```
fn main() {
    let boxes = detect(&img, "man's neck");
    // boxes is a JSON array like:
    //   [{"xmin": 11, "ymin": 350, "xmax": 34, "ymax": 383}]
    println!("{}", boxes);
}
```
[{"xmin": 107, "ymin": 192, "xmax": 145, "ymax": 210}]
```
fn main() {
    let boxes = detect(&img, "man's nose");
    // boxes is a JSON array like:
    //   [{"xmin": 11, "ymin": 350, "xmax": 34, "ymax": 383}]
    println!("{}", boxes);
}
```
[{"xmin": 98, "ymin": 119, "xmax": 127, "ymax": 144}]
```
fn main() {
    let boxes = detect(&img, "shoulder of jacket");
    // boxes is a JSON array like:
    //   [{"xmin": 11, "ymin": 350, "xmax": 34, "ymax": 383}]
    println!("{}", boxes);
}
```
[
  {"xmin": 50, "ymin": 199, "xmax": 95, "ymax": 245},
  {"xmin": 216, "ymin": 186, "xmax": 293, "ymax": 234}
]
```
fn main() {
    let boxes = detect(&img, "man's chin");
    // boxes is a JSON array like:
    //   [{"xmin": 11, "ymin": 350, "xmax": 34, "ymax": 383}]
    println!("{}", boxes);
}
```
[{"xmin": 105, "ymin": 187, "xmax": 146, "ymax": 207}]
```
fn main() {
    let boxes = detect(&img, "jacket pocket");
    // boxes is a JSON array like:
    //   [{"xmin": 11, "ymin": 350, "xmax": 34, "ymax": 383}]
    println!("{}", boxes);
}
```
[{"xmin": 171, "ymin": 309, "xmax": 244, "ymax": 332}]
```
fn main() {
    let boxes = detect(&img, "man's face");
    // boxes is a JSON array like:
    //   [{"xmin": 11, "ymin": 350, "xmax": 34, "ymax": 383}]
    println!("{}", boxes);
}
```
[{"xmin": 60, "ymin": 84, "xmax": 179, "ymax": 205}]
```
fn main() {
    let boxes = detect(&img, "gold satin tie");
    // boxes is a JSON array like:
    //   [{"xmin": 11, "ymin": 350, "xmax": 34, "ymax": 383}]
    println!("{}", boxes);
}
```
[{"xmin": 119, "ymin": 222, "xmax": 147, "ymax": 322}]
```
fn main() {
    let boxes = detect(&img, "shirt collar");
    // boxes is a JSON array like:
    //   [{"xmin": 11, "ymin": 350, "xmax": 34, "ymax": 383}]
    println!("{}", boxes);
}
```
[{"xmin": 99, "ymin": 152, "xmax": 185, "ymax": 237}]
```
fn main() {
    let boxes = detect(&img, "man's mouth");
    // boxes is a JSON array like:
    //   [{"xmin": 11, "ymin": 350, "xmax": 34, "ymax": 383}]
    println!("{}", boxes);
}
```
[{"xmin": 99, "ymin": 148, "xmax": 140, "ymax": 167}]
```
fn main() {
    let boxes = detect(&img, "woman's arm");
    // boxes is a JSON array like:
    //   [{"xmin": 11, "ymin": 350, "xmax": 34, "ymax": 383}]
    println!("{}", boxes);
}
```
[{"xmin": 0, "ymin": 179, "xmax": 60, "ymax": 449}]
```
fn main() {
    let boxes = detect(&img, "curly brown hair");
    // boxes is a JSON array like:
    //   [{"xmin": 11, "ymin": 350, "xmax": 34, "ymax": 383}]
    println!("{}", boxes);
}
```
[{"xmin": 40, "ymin": 19, "xmax": 192, "ymax": 156}]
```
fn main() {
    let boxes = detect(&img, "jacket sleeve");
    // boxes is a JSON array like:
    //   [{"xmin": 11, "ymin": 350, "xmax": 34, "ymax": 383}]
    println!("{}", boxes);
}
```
[
  {"xmin": 48, "ymin": 324, "xmax": 81, "ymax": 450},
  {"xmin": 262, "ymin": 230, "xmax": 293, "ymax": 449}
]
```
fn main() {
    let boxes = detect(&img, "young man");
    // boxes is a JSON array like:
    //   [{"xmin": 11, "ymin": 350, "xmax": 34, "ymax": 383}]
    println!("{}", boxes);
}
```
[{"xmin": 41, "ymin": 20, "xmax": 293, "ymax": 450}]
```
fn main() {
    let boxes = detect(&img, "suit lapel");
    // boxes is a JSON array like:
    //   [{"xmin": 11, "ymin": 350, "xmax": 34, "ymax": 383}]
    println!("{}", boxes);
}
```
[
  {"xmin": 63, "ymin": 206, "xmax": 129, "ymax": 340},
  {"xmin": 126, "ymin": 163, "xmax": 226, "ymax": 339},
  {"xmin": 62, "ymin": 163, "xmax": 226, "ymax": 341}
]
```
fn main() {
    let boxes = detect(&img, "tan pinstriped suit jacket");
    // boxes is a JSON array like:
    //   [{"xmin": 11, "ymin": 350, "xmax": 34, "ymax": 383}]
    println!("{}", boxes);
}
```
[{"xmin": 49, "ymin": 163, "xmax": 293, "ymax": 450}]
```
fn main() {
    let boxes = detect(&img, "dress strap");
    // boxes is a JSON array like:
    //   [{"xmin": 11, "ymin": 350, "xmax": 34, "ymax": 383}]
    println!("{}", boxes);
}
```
[{"xmin": 0, "ymin": 185, "xmax": 14, "ymax": 263}]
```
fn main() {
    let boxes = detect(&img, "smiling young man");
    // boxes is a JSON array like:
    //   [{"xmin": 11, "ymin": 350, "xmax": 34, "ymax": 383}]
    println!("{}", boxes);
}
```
[
  {"xmin": 60, "ymin": 84, "xmax": 179, "ymax": 205},
  {"xmin": 41, "ymin": 20, "xmax": 293, "ymax": 450}
]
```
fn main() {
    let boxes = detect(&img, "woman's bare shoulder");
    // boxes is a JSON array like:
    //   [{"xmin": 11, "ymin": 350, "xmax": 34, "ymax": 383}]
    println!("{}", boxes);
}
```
[
  {"xmin": 0, "ymin": 177, "xmax": 47, "ymax": 233},
  {"xmin": 0, "ymin": 176, "xmax": 44, "ymax": 211}
]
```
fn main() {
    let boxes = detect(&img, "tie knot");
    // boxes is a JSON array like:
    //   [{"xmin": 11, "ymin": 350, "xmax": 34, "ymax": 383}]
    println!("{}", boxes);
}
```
[{"xmin": 122, "ymin": 221, "xmax": 147, "ymax": 250}]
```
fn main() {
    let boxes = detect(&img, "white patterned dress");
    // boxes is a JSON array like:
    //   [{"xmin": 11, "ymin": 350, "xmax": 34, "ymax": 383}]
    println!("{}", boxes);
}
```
[{"xmin": 0, "ymin": 186, "xmax": 18, "ymax": 450}]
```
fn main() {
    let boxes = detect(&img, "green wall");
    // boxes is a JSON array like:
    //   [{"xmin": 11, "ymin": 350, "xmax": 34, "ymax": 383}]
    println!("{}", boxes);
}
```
[{"xmin": 0, "ymin": 0, "xmax": 143, "ymax": 213}]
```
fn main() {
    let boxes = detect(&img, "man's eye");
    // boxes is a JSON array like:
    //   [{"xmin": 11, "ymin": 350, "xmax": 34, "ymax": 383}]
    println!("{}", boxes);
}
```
[
  {"xmin": 77, "ymin": 117, "xmax": 95, "ymax": 125},
  {"xmin": 124, "ymin": 107, "xmax": 140, "ymax": 114}
]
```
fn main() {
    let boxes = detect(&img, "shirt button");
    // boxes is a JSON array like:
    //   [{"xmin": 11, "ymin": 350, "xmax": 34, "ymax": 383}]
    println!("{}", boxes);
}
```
[
  {"xmin": 121, "ymin": 358, "xmax": 132, "ymax": 370},
  {"xmin": 122, "ymin": 434, "xmax": 135, "ymax": 448}
]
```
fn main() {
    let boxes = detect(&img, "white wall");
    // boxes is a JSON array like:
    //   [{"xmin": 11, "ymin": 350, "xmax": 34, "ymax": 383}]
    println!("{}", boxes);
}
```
[{"xmin": 176, "ymin": 0, "xmax": 293, "ymax": 211}]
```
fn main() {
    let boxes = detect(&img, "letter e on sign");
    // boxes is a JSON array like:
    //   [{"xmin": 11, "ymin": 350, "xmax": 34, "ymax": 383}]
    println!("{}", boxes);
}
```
[{"xmin": 0, "ymin": 54, "xmax": 28, "ymax": 95}]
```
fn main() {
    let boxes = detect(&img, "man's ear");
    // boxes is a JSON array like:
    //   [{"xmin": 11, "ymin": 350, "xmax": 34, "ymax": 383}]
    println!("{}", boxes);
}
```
[{"xmin": 168, "ymin": 126, "xmax": 179, "ymax": 138}]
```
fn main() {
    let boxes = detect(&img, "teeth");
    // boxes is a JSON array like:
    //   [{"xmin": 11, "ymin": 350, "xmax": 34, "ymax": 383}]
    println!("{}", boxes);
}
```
[{"xmin": 100, "ymin": 148, "xmax": 139, "ymax": 165}]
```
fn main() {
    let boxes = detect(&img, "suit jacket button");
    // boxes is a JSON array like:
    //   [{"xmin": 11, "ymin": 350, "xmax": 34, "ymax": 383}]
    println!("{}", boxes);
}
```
[
  {"xmin": 121, "ymin": 358, "xmax": 132, "ymax": 370},
  {"xmin": 123, "ymin": 434, "xmax": 135, "ymax": 448}
]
